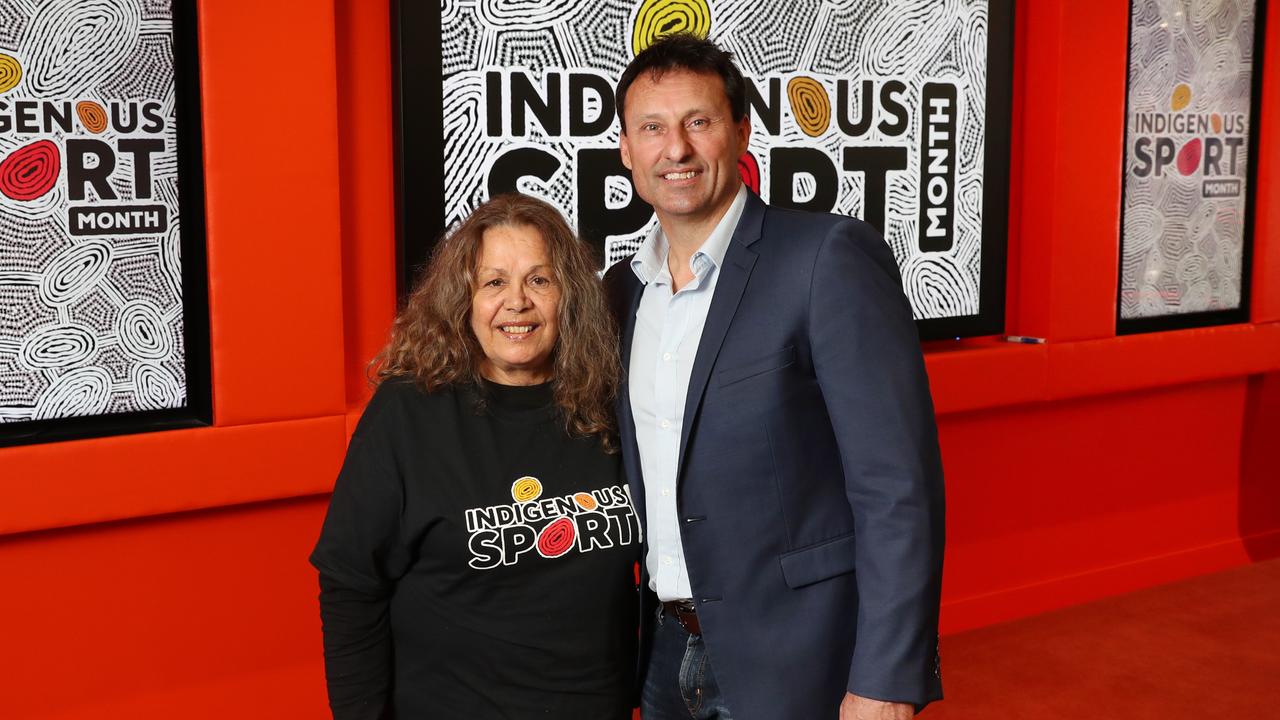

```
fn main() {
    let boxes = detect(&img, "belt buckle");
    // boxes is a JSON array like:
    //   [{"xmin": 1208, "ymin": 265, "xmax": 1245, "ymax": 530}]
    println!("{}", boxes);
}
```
[{"xmin": 667, "ymin": 599, "xmax": 700, "ymax": 636}]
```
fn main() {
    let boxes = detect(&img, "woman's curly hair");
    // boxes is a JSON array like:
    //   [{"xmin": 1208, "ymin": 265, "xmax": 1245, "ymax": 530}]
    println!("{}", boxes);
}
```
[{"xmin": 374, "ymin": 193, "xmax": 619, "ymax": 449}]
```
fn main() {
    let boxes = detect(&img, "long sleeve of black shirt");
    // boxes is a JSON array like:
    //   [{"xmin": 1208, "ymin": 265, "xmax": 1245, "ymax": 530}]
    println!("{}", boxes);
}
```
[{"xmin": 313, "ymin": 388, "xmax": 411, "ymax": 719}]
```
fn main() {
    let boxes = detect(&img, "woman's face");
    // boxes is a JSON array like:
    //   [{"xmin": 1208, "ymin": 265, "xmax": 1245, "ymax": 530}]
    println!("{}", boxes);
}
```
[{"xmin": 470, "ymin": 224, "xmax": 561, "ymax": 385}]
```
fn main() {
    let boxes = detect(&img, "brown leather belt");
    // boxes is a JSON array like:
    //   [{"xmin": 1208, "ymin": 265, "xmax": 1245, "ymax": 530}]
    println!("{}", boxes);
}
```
[{"xmin": 661, "ymin": 600, "xmax": 701, "ymax": 636}]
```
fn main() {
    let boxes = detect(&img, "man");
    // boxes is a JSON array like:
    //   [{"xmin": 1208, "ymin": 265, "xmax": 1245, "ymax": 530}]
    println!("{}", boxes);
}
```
[{"xmin": 604, "ymin": 35, "xmax": 945, "ymax": 720}]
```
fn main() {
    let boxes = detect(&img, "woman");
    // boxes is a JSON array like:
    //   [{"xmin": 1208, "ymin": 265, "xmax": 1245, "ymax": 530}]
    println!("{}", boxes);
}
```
[{"xmin": 310, "ymin": 194, "xmax": 638, "ymax": 719}]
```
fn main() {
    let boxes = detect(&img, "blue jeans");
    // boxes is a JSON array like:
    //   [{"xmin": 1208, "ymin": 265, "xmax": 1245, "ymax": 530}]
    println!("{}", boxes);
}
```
[{"xmin": 641, "ymin": 605, "xmax": 734, "ymax": 720}]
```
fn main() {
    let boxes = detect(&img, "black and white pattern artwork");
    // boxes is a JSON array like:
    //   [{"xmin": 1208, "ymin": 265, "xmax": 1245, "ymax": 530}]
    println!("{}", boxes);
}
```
[
  {"xmin": 1121, "ymin": 0, "xmax": 1256, "ymax": 321},
  {"xmin": 0, "ymin": 0, "xmax": 187, "ymax": 425},
  {"xmin": 440, "ymin": 0, "xmax": 996, "ymax": 322}
]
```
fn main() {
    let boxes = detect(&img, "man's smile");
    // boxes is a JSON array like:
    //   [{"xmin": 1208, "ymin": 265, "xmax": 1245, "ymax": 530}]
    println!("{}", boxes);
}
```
[{"xmin": 662, "ymin": 170, "xmax": 699, "ymax": 180}]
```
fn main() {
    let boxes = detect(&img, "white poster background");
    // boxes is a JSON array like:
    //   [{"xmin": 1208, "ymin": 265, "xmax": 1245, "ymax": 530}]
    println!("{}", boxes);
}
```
[{"xmin": 441, "ymin": 0, "xmax": 993, "ymax": 321}]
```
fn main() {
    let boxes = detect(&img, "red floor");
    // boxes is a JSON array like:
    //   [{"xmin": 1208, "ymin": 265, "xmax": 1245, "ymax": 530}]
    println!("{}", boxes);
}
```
[{"xmin": 923, "ymin": 558, "xmax": 1280, "ymax": 719}]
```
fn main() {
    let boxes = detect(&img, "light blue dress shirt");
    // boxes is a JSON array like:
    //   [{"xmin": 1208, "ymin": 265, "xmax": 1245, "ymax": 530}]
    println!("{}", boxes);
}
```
[{"xmin": 628, "ymin": 186, "xmax": 748, "ymax": 602}]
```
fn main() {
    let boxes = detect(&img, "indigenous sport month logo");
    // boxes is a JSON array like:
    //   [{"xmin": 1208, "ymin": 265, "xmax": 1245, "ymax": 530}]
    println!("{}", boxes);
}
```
[
  {"xmin": 0, "ymin": 50, "xmax": 170, "ymax": 236},
  {"xmin": 1129, "ymin": 82, "xmax": 1248, "ymax": 198},
  {"xmin": 480, "ymin": 0, "xmax": 964, "ymax": 253},
  {"xmin": 465, "ymin": 475, "xmax": 641, "ymax": 570}
]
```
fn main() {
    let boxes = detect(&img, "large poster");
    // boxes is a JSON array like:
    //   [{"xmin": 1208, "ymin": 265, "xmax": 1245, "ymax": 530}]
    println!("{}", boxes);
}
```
[
  {"xmin": 0, "ymin": 0, "xmax": 207, "ymax": 443},
  {"xmin": 1120, "ymin": 0, "xmax": 1260, "ymax": 330},
  {"xmin": 415, "ymin": 0, "xmax": 1011, "ymax": 338}
]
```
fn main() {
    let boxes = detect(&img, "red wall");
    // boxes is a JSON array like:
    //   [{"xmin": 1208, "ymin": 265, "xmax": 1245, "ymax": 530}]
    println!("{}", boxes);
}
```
[{"xmin": 1, "ymin": 1, "xmax": 1277, "ymax": 716}]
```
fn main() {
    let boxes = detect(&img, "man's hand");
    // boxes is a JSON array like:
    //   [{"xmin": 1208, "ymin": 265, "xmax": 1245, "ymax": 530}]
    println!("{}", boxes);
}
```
[{"xmin": 840, "ymin": 692, "xmax": 914, "ymax": 720}]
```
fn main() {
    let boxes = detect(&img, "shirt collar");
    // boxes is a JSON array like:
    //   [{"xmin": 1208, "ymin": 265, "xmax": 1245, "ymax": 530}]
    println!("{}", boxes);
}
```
[{"xmin": 631, "ymin": 185, "xmax": 749, "ymax": 285}]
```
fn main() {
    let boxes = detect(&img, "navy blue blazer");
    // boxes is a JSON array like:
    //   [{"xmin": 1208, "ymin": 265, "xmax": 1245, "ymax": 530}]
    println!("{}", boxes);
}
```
[{"xmin": 605, "ymin": 191, "xmax": 945, "ymax": 719}]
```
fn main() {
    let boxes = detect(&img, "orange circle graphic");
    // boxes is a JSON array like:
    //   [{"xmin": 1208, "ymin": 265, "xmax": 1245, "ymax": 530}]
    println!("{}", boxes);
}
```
[
  {"xmin": 573, "ymin": 492, "xmax": 598, "ymax": 510},
  {"xmin": 1170, "ymin": 83, "xmax": 1192, "ymax": 112},
  {"xmin": 787, "ymin": 76, "xmax": 831, "ymax": 137},
  {"xmin": 76, "ymin": 101, "xmax": 108, "ymax": 134}
]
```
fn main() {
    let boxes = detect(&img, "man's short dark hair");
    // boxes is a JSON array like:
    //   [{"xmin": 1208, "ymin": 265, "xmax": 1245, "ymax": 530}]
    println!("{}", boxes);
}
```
[{"xmin": 615, "ymin": 34, "xmax": 747, "ymax": 132}]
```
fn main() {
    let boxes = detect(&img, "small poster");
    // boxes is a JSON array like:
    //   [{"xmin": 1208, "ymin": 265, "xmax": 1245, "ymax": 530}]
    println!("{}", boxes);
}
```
[
  {"xmin": 0, "ymin": 0, "xmax": 207, "ymax": 444},
  {"xmin": 1119, "ymin": 0, "xmax": 1261, "ymax": 330}
]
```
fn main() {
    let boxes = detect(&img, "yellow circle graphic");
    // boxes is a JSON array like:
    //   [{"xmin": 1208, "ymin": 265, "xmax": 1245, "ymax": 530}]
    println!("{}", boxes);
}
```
[
  {"xmin": 1170, "ymin": 83, "xmax": 1191, "ymax": 112},
  {"xmin": 0, "ymin": 53, "xmax": 22, "ymax": 95},
  {"xmin": 573, "ymin": 492, "xmax": 598, "ymax": 510},
  {"xmin": 787, "ymin": 76, "xmax": 831, "ymax": 137},
  {"xmin": 511, "ymin": 476, "xmax": 543, "ymax": 503},
  {"xmin": 632, "ymin": 0, "xmax": 713, "ymax": 55}
]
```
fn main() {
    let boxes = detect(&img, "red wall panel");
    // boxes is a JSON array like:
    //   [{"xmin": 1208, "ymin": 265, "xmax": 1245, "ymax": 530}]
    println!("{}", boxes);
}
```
[
  {"xmin": 198, "ymin": 0, "xmax": 347, "ymax": 426},
  {"xmin": 939, "ymin": 379, "xmax": 1264, "ymax": 632},
  {"xmin": 334, "ymin": 0, "xmax": 397, "ymax": 411},
  {"xmin": 0, "ymin": 498, "xmax": 330, "ymax": 719},
  {"xmin": 0, "ymin": 416, "xmax": 346, "ymax": 535},
  {"xmin": 1012, "ymin": 1, "xmax": 1128, "ymax": 340},
  {"xmin": 1240, "ymin": 372, "xmax": 1280, "ymax": 555}
]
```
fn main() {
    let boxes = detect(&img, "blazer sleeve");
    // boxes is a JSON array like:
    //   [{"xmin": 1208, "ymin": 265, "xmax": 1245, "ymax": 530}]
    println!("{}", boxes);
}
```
[
  {"xmin": 603, "ymin": 256, "xmax": 638, "ymax": 325},
  {"xmin": 806, "ymin": 219, "xmax": 945, "ymax": 709},
  {"xmin": 309, "ymin": 386, "xmax": 415, "ymax": 720}
]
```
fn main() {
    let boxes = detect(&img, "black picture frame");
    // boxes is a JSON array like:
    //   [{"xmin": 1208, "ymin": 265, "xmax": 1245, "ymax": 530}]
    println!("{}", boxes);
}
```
[
  {"xmin": 391, "ymin": 0, "xmax": 445, "ymax": 298},
  {"xmin": 393, "ymin": 1, "xmax": 1015, "ymax": 341},
  {"xmin": 1116, "ymin": 0, "xmax": 1266, "ymax": 335},
  {"xmin": 0, "ymin": 0, "xmax": 212, "ymax": 448}
]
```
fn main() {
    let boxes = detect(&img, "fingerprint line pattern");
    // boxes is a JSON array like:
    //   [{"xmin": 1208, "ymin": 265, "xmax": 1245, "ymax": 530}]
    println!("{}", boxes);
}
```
[
  {"xmin": 440, "ymin": 0, "xmax": 993, "ymax": 321},
  {"xmin": 1, "ymin": 0, "xmax": 187, "ymax": 426}
]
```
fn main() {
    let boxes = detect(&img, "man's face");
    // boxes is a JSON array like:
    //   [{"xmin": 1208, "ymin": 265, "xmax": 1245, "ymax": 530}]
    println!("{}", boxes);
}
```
[{"xmin": 619, "ymin": 69, "xmax": 750, "ymax": 230}]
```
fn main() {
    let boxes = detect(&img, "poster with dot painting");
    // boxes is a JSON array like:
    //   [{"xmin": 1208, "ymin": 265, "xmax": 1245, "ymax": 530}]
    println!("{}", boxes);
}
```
[
  {"xmin": 0, "ymin": 0, "xmax": 208, "ymax": 444},
  {"xmin": 402, "ymin": 0, "xmax": 1014, "ymax": 339}
]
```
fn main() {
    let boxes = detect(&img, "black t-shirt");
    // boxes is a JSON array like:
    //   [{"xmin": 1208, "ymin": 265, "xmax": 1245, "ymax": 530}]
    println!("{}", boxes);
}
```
[{"xmin": 311, "ymin": 379, "xmax": 640, "ymax": 720}]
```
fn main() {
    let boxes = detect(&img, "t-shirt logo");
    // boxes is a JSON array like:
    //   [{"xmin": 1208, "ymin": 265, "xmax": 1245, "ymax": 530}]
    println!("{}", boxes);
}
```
[{"xmin": 465, "ymin": 476, "xmax": 640, "ymax": 570}]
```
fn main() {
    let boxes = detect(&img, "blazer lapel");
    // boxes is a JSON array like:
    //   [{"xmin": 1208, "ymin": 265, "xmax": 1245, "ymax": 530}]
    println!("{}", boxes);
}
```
[
  {"xmin": 618, "ymin": 273, "xmax": 643, "ymax": 374},
  {"xmin": 613, "ymin": 270, "xmax": 647, "ymax": 521},
  {"xmin": 676, "ymin": 193, "xmax": 765, "ymax": 477}
]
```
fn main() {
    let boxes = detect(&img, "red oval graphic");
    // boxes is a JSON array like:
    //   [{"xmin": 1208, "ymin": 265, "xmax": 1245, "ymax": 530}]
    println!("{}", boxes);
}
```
[
  {"xmin": 0, "ymin": 139, "xmax": 60, "ymax": 201},
  {"xmin": 738, "ymin": 151, "xmax": 760, "ymax": 194},
  {"xmin": 537, "ymin": 517, "xmax": 576, "ymax": 558},
  {"xmin": 1176, "ymin": 138, "xmax": 1202, "ymax": 177}
]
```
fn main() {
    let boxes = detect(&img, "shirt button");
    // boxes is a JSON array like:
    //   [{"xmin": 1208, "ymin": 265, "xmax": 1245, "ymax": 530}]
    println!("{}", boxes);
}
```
[
  {"xmin": 662, "ymin": 555, "xmax": 673, "ymax": 566},
  {"xmin": 661, "ymin": 488, "xmax": 670, "ymax": 497},
  {"xmin": 660, "ymin": 419, "xmax": 670, "ymax": 429},
  {"xmin": 663, "ymin": 352, "xmax": 673, "ymax": 362}
]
